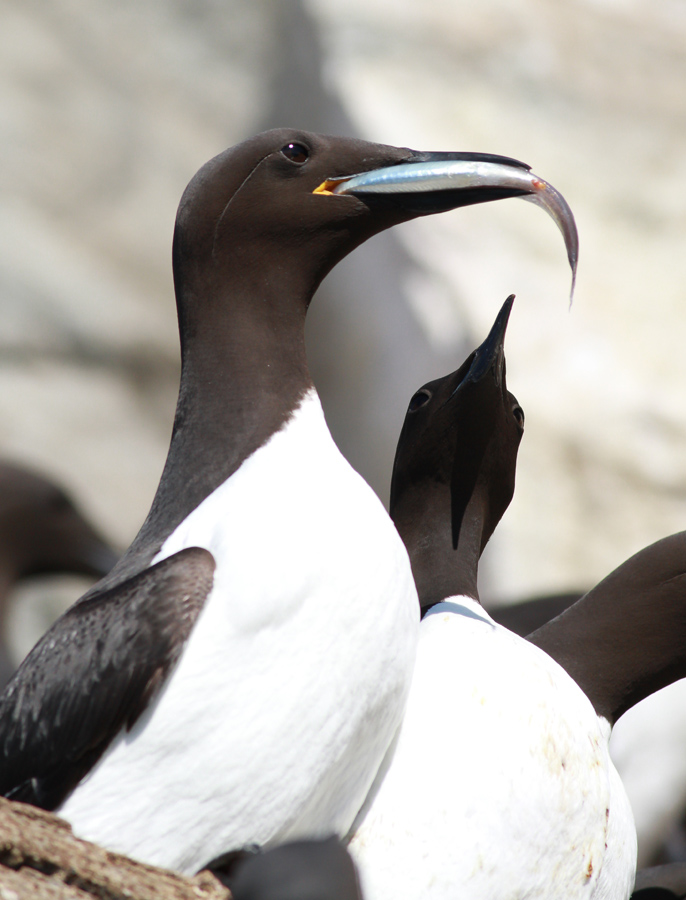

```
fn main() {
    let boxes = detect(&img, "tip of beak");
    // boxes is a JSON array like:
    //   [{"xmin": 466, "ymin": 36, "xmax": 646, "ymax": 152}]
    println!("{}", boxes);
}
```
[{"xmin": 462, "ymin": 294, "xmax": 514, "ymax": 388}]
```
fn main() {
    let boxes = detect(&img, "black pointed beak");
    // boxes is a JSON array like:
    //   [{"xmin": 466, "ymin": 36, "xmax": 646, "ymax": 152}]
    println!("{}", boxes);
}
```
[
  {"xmin": 440, "ymin": 294, "xmax": 514, "ymax": 410},
  {"xmin": 464, "ymin": 294, "xmax": 515, "ymax": 388},
  {"xmin": 322, "ymin": 150, "xmax": 578, "ymax": 299},
  {"xmin": 448, "ymin": 294, "xmax": 515, "ymax": 550}
]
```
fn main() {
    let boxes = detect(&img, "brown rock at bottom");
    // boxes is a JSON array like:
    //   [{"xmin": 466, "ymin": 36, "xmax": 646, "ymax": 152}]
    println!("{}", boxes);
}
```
[{"xmin": 0, "ymin": 797, "xmax": 229, "ymax": 900}]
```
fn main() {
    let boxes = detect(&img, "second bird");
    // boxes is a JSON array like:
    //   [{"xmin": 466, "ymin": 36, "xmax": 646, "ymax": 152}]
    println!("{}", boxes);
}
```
[{"xmin": 350, "ymin": 296, "xmax": 636, "ymax": 900}]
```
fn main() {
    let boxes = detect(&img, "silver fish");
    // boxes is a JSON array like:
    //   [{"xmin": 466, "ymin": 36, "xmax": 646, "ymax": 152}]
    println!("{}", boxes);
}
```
[{"xmin": 333, "ymin": 159, "xmax": 578, "ymax": 302}]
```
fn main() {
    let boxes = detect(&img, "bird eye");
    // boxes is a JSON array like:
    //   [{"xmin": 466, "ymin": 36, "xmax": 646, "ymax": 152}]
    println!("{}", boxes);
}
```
[
  {"xmin": 408, "ymin": 389, "xmax": 432, "ymax": 412},
  {"xmin": 280, "ymin": 142, "xmax": 309, "ymax": 164},
  {"xmin": 513, "ymin": 406, "xmax": 525, "ymax": 428}
]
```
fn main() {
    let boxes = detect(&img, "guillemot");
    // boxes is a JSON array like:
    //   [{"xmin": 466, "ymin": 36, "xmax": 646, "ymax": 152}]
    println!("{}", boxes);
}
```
[
  {"xmin": 0, "ymin": 130, "xmax": 577, "ymax": 874},
  {"xmin": 350, "ymin": 296, "xmax": 636, "ymax": 900},
  {"xmin": 0, "ymin": 461, "xmax": 117, "ymax": 687}
]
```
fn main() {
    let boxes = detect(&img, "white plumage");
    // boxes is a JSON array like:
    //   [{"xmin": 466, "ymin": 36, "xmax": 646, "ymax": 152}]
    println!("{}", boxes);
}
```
[
  {"xmin": 349, "ymin": 597, "xmax": 636, "ymax": 900},
  {"xmin": 610, "ymin": 680, "xmax": 686, "ymax": 865},
  {"xmin": 59, "ymin": 391, "xmax": 419, "ymax": 874}
]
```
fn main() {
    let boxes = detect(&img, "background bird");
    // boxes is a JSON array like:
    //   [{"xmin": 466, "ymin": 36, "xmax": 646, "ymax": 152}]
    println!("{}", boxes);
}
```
[{"xmin": 0, "ymin": 460, "xmax": 117, "ymax": 687}]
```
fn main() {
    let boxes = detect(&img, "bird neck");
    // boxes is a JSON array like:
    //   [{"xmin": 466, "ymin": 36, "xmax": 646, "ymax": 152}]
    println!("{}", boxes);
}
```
[
  {"xmin": 396, "ymin": 484, "xmax": 487, "ymax": 612},
  {"xmin": 99, "ymin": 268, "xmax": 316, "ymax": 589}
]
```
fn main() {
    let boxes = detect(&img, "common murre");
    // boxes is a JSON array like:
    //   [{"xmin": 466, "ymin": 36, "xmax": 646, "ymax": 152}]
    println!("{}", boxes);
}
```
[
  {"xmin": 0, "ymin": 131, "xmax": 577, "ymax": 874},
  {"xmin": 350, "ymin": 296, "xmax": 636, "ymax": 900}
]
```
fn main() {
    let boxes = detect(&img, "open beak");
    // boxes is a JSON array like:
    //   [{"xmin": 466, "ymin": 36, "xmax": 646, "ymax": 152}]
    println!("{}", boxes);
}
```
[{"xmin": 317, "ymin": 151, "xmax": 578, "ymax": 300}]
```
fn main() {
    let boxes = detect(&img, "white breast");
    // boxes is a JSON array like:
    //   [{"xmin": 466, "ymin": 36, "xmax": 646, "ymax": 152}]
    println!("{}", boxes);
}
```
[
  {"xmin": 349, "ymin": 599, "xmax": 636, "ymax": 900},
  {"xmin": 59, "ymin": 391, "xmax": 419, "ymax": 874}
]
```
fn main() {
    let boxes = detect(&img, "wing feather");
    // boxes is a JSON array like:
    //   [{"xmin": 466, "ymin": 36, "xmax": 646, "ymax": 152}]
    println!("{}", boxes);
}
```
[{"xmin": 0, "ymin": 546, "xmax": 215, "ymax": 809}]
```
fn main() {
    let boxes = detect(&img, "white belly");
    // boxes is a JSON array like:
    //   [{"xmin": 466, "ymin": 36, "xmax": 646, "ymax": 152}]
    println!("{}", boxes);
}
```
[
  {"xmin": 58, "ymin": 391, "xmax": 419, "ymax": 874},
  {"xmin": 349, "ymin": 599, "xmax": 636, "ymax": 900}
]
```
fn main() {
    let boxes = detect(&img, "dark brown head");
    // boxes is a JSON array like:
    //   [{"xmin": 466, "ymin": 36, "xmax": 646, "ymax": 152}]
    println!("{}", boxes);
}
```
[
  {"xmin": 390, "ymin": 296, "xmax": 524, "ymax": 610},
  {"xmin": 170, "ymin": 128, "xmax": 576, "ymax": 361},
  {"xmin": 173, "ymin": 131, "xmax": 410, "ymax": 301}
]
